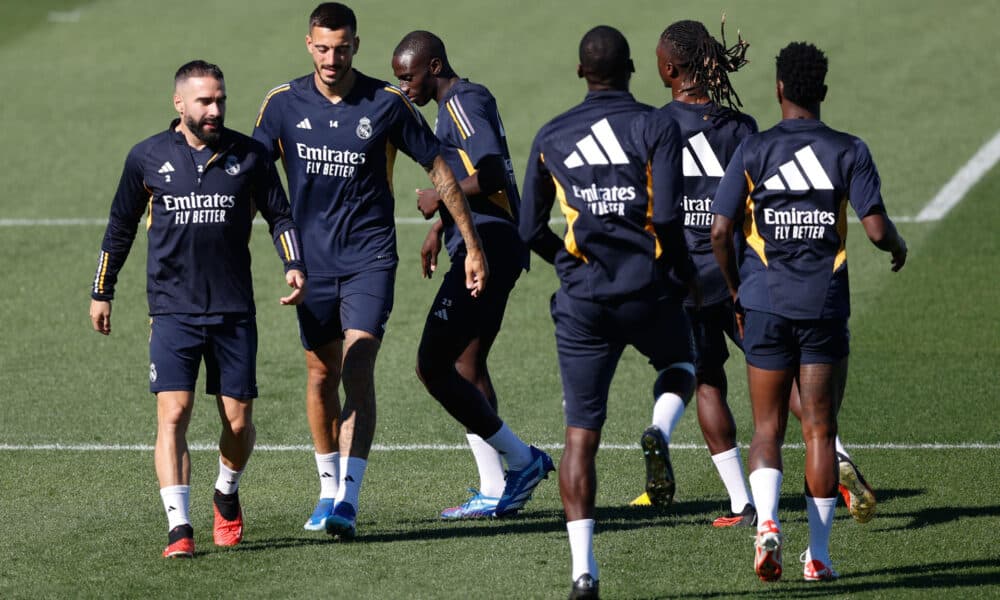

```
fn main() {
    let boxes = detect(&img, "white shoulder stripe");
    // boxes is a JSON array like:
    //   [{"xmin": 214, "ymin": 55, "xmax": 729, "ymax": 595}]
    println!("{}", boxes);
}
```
[{"xmin": 449, "ymin": 97, "xmax": 476, "ymax": 136}]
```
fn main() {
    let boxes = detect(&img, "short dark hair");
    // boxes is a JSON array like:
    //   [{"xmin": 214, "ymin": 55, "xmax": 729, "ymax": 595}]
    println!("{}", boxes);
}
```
[
  {"xmin": 174, "ymin": 60, "xmax": 224, "ymax": 86},
  {"xmin": 393, "ymin": 30, "xmax": 455, "ymax": 76},
  {"xmin": 309, "ymin": 2, "xmax": 357, "ymax": 33},
  {"xmin": 776, "ymin": 42, "xmax": 828, "ymax": 107},
  {"xmin": 579, "ymin": 26, "xmax": 634, "ymax": 86}
]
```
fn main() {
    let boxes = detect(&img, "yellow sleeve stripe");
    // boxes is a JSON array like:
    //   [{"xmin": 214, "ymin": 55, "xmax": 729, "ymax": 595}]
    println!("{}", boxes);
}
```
[
  {"xmin": 255, "ymin": 84, "xmax": 291, "ymax": 128},
  {"xmin": 446, "ymin": 102, "xmax": 469, "ymax": 140},
  {"xmin": 643, "ymin": 161, "xmax": 662, "ymax": 258},
  {"xmin": 145, "ymin": 184, "xmax": 154, "ymax": 231},
  {"xmin": 742, "ymin": 171, "xmax": 768, "ymax": 266},
  {"xmin": 383, "ymin": 86, "xmax": 418, "ymax": 119},
  {"xmin": 94, "ymin": 250, "xmax": 109, "ymax": 293},
  {"xmin": 542, "ymin": 153, "xmax": 586, "ymax": 263},
  {"xmin": 833, "ymin": 197, "xmax": 848, "ymax": 271}
]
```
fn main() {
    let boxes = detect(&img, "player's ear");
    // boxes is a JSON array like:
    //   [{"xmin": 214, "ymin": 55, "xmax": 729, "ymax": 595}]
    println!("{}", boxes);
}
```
[
  {"xmin": 576, "ymin": 64, "xmax": 584, "ymax": 79},
  {"xmin": 429, "ymin": 57, "xmax": 442, "ymax": 76},
  {"xmin": 305, "ymin": 34, "xmax": 312, "ymax": 51},
  {"xmin": 354, "ymin": 35, "xmax": 360, "ymax": 54},
  {"xmin": 776, "ymin": 79, "xmax": 784, "ymax": 104},
  {"xmin": 172, "ymin": 93, "xmax": 183, "ymax": 115}
]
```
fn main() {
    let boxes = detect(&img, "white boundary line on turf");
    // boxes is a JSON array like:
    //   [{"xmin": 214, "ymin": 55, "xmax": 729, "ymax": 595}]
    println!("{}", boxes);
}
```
[
  {"xmin": 916, "ymin": 128, "xmax": 1000, "ymax": 222},
  {"xmin": 4, "ymin": 128, "xmax": 998, "ymax": 229},
  {"xmin": 1, "ymin": 442, "xmax": 997, "ymax": 452}
]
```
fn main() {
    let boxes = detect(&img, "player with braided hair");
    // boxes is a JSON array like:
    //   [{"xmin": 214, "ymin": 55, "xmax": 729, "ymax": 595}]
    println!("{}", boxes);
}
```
[
  {"xmin": 630, "ymin": 18, "xmax": 757, "ymax": 523},
  {"xmin": 711, "ymin": 40, "xmax": 906, "ymax": 581}
]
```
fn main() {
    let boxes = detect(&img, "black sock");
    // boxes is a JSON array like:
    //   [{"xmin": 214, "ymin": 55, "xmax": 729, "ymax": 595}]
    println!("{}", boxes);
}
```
[
  {"xmin": 168, "ymin": 524, "xmax": 194, "ymax": 544},
  {"xmin": 214, "ymin": 489, "xmax": 241, "ymax": 521}
]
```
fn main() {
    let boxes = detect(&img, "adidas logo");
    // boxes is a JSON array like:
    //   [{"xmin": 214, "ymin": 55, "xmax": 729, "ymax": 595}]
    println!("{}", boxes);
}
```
[
  {"xmin": 762, "ymin": 145, "xmax": 834, "ymax": 191},
  {"xmin": 682, "ymin": 132, "xmax": 725, "ymax": 177},
  {"xmin": 321, "ymin": 472, "xmax": 334, "ymax": 478},
  {"xmin": 345, "ymin": 475, "xmax": 356, "ymax": 483},
  {"xmin": 296, "ymin": 118, "xmax": 312, "ymax": 130},
  {"xmin": 434, "ymin": 308, "xmax": 449, "ymax": 321},
  {"xmin": 564, "ymin": 118, "xmax": 629, "ymax": 168},
  {"xmin": 158, "ymin": 161, "xmax": 175, "ymax": 174},
  {"xmin": 167, "ymin": 505, "xmax": 176, "ymax": 512}
]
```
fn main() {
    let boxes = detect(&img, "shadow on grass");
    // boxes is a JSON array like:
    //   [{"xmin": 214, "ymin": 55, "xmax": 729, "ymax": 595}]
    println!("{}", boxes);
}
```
[{"xmin": 668, "ymin": 558, "xmax": 1000, "ymax": 598}]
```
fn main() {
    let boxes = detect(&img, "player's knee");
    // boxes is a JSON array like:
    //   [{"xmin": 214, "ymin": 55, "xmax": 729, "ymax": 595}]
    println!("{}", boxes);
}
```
[
  {"xmin": 654, "ymin": 362, "xmax": 697, "ymax": 401},
  {"xmin": 415, "ymin": 350, "xmax": 448, "ymax": 389}
]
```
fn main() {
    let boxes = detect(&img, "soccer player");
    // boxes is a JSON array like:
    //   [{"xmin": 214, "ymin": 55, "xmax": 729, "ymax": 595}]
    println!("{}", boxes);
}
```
[
  {"xmin": 520, "ymin": 26, "xmax": 696, "ymax": 599},
  {"xmin": 89, "ymin": 60, "xmax": 307, "ymax": 558},
  {"xmin": 710, "ymin": 42, "xmax": 907, "ymax": 582},
  {"xmin": 253, "ymin": 3, "xmax": 488, "ymax": 538},
  {"xmin": 628, "ymin": 19, "xmax": 757, "ymax": 521},
  {"xmin": 391, "ymin": 31, "xmax": 553, "ymax": 519}
]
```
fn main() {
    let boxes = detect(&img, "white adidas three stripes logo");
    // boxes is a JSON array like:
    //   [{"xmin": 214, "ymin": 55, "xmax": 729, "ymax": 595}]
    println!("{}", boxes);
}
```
[
  {"xmin": 564, "ymin": 118, "xmax": 629, "ymax": 168},
  {"xmin": 682, "ymin": 133, "xmax": 725, "ymax": 177},
  {"xmin": 763, "ymin": 145, "xmax": 834, "ymax": 191}
]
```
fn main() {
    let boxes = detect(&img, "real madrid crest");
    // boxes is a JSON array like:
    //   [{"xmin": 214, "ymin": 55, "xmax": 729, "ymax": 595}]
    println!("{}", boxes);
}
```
[
  {"xmin": 356, "ymin": 116, "xmax": 373, "ymax": 140},
  {"xmin": 224, "ymin": 155, "xmax": 241, "ymax": 176}
]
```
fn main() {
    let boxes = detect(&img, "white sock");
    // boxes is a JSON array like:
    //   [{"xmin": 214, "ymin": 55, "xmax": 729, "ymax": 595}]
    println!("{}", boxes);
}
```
[
  {"xmin": 805, "ymin": 496, "xmax": 837, "ymax": 565},
  {"xmin": 335, "ymin": 456, "xmax": 367, "ymax": 509},
  {"xmin": 485, "ymin": 423, "xmax": 532, "ymax": 471},
  {"xmin": 215, "ymin": 457, "xmax": 244, "ymax": 495},
  {"xmin": 748, "ymin": 468, "xmax": 783, "ymax": 532},
  {"xmin": 567, "ymin": 519, "xmax": 599, "ymax": 581},
  {"xmin": 467, "ymin": 434, "xmax": 506, "ymax": 498},
  {"xmin": 160, "ymin": 485, "xmax": 191, "ymax": 531},
  {"xmin": 651, "ymin": 392, "xmax": 686, "ymax": 443},
  {"xmin": 834, "ymin": 437, "xmax": 848, "ymax": 459},
  {"xmin": 315, "ymin": 451, "xmax": 340, "ymax": 499},
  {"xmin": 711, "ymin": 447, "xmax": 753, "ymax": 513}
]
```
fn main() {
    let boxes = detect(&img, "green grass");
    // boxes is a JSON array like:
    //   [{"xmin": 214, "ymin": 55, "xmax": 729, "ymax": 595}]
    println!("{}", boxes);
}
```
[{"xmin": 2, "ymin": 0, "xmax": 999, "ymax": 598}]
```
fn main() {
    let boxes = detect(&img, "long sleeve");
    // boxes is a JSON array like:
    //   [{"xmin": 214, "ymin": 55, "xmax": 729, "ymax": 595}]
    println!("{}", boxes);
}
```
[
  {"xmin": 91, "ymin": 148, "xmax": 149, "ymax": 300},
  {"xmin": 254, "ymin": 157, "xmax": 306, "ymax": 274}
]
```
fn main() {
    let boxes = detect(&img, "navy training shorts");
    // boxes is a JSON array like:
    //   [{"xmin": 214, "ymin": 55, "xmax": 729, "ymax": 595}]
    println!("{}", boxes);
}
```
[
  {"xmin": 742, "ymin": 309, "xmax": 849, "ymax": 370},
  {"xmin": 418, "ymin": 224, "xmax": 523, "ymax": 362},
  {"xmin": 296, "ymin": 267, "xmax": 396, "ymax": 350},
  {"xmin": 686, "ymin": 298, "xmax": 742, "ymax": 372},
  {"xmin": 551, "ymin": 288, "xmax": 695, "ymax": 430},
  {"xmin": 149, "ymin": 314, "xmax": 258, "ymax": 399}
]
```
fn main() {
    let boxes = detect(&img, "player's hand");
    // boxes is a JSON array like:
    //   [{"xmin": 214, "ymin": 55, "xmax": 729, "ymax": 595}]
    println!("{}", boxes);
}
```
[
  {"xmin": 90, "ymin": 299, "xmax": 112, "ymax": 335},
  {"xmin": 416, "ymin": 188, "xmax": 442, "ymax": 219},
  {"xmin": 421, "ymin": 227, "xmax": 442, "ymax": 279},
  {"xmin": 280, "ymin": 269, "xmax": 307, "ymax": 305},
  {"xmin": 891, "ymin": 237, "xmax": 908, "ymax": 272},
  {"xmin": 464, "ymin": 247, "xmax": 489, "ymax": 298}
]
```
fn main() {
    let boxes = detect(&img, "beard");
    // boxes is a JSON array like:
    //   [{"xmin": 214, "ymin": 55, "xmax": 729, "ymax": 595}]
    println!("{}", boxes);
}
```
[{"xmin": 185, "ymin": 113, "xmax": 223, "ymax": 145}]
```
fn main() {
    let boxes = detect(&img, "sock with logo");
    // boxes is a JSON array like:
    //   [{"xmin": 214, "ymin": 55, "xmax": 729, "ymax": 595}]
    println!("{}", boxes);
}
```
[
  {"xmin": 485, "ymin": 422, "xmax": 533, "ymax": 471},
  {"xmin": 160, "ymin": 485, "xmax": 191, "ymax": 531},
  {"xmin": 805, "ymin": 495, "xmax": 837, "ymax": 565},
  {"xmin": 335, "ymin": 456, "xmax": 367, "ymax": 509},
  {"xmin": 749, "ymin": 468, "xmax": 783, "ymax": 532},
  {"xmin": 467, "ymin": 433, "xmax": 506, "ymax": 498},
  {"xmin": 315, "ymin": 451, "xmax": 340, "ymax": 499},
  {"xmin": 215, "ymin": 456, "xmax": 243, "ymax": 495},
  {"xmin": 711, "ymin": 447, "xmax": 754, "ymax": 513},
  {"xmin": 567, "ymin": 519, "xmax": 599, "ymax": 581}
]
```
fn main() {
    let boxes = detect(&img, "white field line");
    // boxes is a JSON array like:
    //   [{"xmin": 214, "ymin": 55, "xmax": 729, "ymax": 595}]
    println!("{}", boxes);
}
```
[
  {"xmin": 3, "ymin": 128, "xmax": 997, "ymax": 228},
  {"xmin": 916, "ymin": 129, "xmax": 1000, "ymax": 222},
  {"xmin": 1, "ymin": 442, "xmax": 997, "ymax": 452}
]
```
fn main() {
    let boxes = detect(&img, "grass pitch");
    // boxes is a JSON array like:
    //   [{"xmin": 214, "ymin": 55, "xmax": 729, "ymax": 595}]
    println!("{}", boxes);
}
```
[{"xmin": 1, "ymin": 1, "xmax": 999, "ymax": 598}]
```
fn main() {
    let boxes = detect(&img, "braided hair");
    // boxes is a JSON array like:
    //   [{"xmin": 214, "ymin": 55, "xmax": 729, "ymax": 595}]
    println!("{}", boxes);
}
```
[
  {"xmin": 775, "ymin": 42, "xmax": 828, "ymax": 108},
  {"xmin": 661, "ymin": 17, "xmax": 749, "ymax": 110}
]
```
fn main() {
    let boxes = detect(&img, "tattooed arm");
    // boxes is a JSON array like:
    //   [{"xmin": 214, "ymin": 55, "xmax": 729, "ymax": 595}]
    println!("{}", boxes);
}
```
[{"xmin": 426, "ymin": 155, "xmax": 489, "ymax": 296}]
